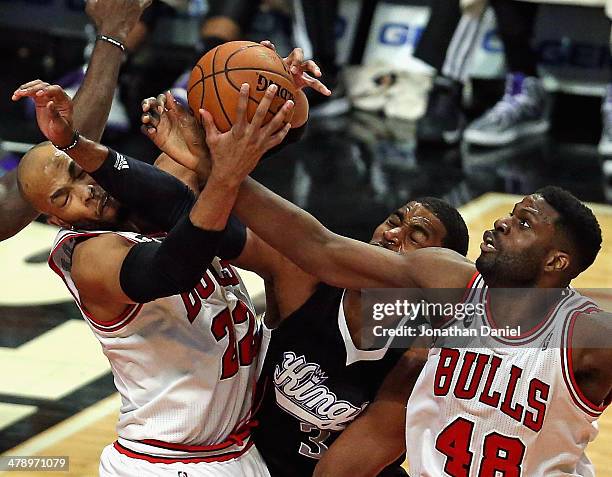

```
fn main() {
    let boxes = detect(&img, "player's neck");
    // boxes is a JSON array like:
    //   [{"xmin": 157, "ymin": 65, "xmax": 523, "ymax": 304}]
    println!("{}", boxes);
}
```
[{"xmin": 486, "ymin": 287, "xmax": 564, "ymax": 330}]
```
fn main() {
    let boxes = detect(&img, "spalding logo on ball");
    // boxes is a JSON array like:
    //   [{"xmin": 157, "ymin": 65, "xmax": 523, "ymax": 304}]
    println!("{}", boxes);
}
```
[{"xmin": 187, "ymin": 41, "xmax": 298, "ymax": 132}]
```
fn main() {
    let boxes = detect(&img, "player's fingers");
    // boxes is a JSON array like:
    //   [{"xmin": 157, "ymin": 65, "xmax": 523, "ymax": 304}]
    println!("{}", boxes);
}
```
[
  {"xmin": 264, "ymin": 100, "xmax": 294, "ymax": 137},
  {"xmin": 260, "ymin": 40, "xmax": 276, "ymax": 52},
  {"xmin": 140, "ymin": 124, "xmax": 157, "ymax": 137},
  {"xmin": 156, "ymin": 93, "xmax": 168, "ymax": 114},
  {"xmin": 266, "ymin": 123, "xmax": 291, "ymax": 149},
  {"xmin": 46, "ymin": 100, "xmax": 61, "ymax": 118},
  {"xmin": 164, "ymin": 91, "xmax": 179, "ymax": 112},
  {"xmin": 250, "ymin": 84, "xmax": 277, "ymax": 132},
  {"xmin": 15, "ymin": 79, "xmax": 47, "ymax": 92},
  {"xmin": 12, "ymin": 82, "xmax": 49, "ymax": 100},
  {"xmin": 201, "ymin": 109, "xmax": 220, "ymax": 142},
  {"xmin": 141, "ymin": 97, "xmax": 157, "ymax": 113},
  {"xmin": 288, "ymin": 48, "xmax": 304, "ymax": 74},
  {"xmin": 233, "ymin": 83, "xmax": 250, "ymax": 136},
  {"xmin": 301, "ymin": 74, "xmax": 331, "ymax": 96},
  {"xmin": 301, "ymin": 60, "xmax": 321, "ymax": 78},
  {"xmin": 45, "ymin": 85, "xmax": 69, "ymax": 102},
  {"xmin": 141, "ymin": 111, "xmax": 160, "ymax": 128}
]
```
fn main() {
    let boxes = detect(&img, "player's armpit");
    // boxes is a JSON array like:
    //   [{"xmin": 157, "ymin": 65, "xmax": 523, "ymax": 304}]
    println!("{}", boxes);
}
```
[
  {"xmin": 570, "ymin": 311, "xmax": 612, "ymax": 408},
  {"xmin": 71, "ymin": 234, "xmax": 138, "ymax": 322},
  {"xmin": 232, "ymin": 229, "xmax": 319, "ymax": 320},
  {"xmin": 314, "ymin": 347, "xmax": 428, "ymax": 477}
]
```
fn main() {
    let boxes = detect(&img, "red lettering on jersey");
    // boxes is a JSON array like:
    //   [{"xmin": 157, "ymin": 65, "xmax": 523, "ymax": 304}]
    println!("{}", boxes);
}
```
[
  {"xmin": 436, "ymin": 417, "xmax": 526, "ymax": 477},
  {"xmin": 233, "ymin": 301, "xmax": 258, "ymax": 367},
  {"xmin": 434, "ymin": 348, "xmax": 460, "ymax": 396},
  {"xmin": 444, "ymin": 352, "xmax": 551, "ymax": 433},
  {"xmin": 478, "ymin": 431, "xmax": 525, "ymax": 477},
  {"xmin": 211, "ymin": 308, "xmax": 239, "ymax": 379},
  {"xmin": 435, "ymin": 417, "xmax": 474, "ymax": 477},
  {"xmin": 208, "ymin": 260, "xmax": 240, "ymax": 287},
  {"xmin": 211, "ymin": 300, "xmax": 260, "ymax": 380},
  {"xmin": 524, "ymin": 378, "xmax": 549, "ymax": 432},
  {"xmin": 500, "ymin": 365, "xmax": 524, "ymax": 422},
  {"xmin": 479, "ymin": 355, "xmax": 502, "ymax": 408},
  {"xmin": 454, "ymin": 352, "xmax": 489, "ymax": 400},
  {"xmin": 180, "ymin": 272, "xmax": 216, "ymax": 323}
]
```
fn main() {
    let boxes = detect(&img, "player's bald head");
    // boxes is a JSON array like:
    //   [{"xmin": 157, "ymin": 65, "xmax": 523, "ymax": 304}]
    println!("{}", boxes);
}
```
[{"xmin": 17, "ymin": 141, "xmax": 61, "ymax": 213}]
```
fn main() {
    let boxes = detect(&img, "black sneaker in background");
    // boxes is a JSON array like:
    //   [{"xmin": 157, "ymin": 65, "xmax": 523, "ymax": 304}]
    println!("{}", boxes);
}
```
[{"xmin": 417, "ymin": 75, "xmax": 465, "ymax": 146}]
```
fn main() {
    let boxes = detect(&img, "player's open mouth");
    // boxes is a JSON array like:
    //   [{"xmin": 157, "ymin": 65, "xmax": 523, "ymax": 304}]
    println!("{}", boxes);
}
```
[{"xmin": 480, "ymin": 230, "xmax": 497, "ymax": 252}]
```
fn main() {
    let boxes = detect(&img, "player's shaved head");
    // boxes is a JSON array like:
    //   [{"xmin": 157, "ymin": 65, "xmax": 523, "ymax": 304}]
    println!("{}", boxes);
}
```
[
  {"xmin": 17, "ymin": 142, "xmax": 60, "ymax": 214},
  {"xmin": 17, "ymin": 142, "xmax": 124, "ymax": 229}
]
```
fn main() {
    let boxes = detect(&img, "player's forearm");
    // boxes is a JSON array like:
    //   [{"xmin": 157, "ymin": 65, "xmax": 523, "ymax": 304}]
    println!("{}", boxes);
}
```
[
  {"xmin": 318, "ymin": 348, "xmax": 429, "ymax": 477},
  {"xmin": 191, "ymin": 174, "xmax": 240, "ymax": 231},
  {"xmin": 314, "ymin": 411, "xmax": 404, "ymax": 477},
  {"xmin": 235, "ymin": 177, "xmax": 333, "ymax": 267},
  {"xmin": 66, "ymin": 135, "xmax": 110, "ymax": 172},
  {"xmin": 235, "ymin": 178, "xmax": 402, "ymax": 289},
  {"xmin": 0, "ymin": 170, "xmax": 39, "ymax": 241},
  {"xmin": 72, "ymin": 40, "xmax": 123, "ymax": 142}
]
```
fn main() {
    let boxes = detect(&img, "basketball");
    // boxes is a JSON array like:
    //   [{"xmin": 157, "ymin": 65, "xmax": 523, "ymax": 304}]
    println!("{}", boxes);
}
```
[{"xmin": 187, "ymin": 41, "xmax": 298, "ymax": 132}]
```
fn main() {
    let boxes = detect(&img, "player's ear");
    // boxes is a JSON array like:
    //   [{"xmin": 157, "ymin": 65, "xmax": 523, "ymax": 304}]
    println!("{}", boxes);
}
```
[
  {"xmin": 544, "ymin": 250, "xmax": 570, "ymax": 274},
  {"xmin": 47, "ymin": 215, "xmax": 70, "ymax": 228}
]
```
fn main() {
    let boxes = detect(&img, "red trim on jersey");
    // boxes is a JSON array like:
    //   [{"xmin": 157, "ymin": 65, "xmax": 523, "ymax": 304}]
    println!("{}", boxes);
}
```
[
  {"xmin": 463, "ymin": 271, "xmax": 480, "ymax": 299},
  {"xmin": 48, "ymin": 230, "xmax": 143, "ymax": 332},
  {"xmin": 141, "ymin": 425, "xmax": 254, "ymax": 452},
  {"xmin": 439, "ymin": 272, "xmax": 483, "ymax": 329},
  {"xmin": 561, "ymin": 305, "xmax": 607, "ymax": 418},
  {"xmin": 113, "ymin": 439, "xmax": 253, "ymax": 464}
]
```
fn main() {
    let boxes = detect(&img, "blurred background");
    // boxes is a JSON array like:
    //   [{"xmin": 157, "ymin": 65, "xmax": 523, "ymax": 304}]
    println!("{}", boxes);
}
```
[{"xmin": 0, "ymin": 0, "xmax": 611, "ymax": 475}]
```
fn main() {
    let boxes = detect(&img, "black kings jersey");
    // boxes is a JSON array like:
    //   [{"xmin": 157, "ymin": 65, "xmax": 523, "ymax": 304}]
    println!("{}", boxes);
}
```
[{"xmin": 254, "ymin": 284, "xmax": 408, "ymax": 477}]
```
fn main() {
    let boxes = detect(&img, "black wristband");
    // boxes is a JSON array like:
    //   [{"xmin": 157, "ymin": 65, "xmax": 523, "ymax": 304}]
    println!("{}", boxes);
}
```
[
  {"xmin": 53, "ymin": 130, "xmax": 80, "ymax": 152},
  {"xmin": 96, "ymin": 34, "xmax": 126, "ymax": 52}
]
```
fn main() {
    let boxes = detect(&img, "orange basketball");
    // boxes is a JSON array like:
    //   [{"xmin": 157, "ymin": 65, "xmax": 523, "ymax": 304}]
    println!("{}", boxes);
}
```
[{"xmin": 187, "ymin": 41, "xmax": 298, "ymax": 133}]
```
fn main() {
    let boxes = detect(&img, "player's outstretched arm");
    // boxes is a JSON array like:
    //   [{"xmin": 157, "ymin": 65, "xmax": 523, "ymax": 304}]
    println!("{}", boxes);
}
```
[
  {"xmin": 313, "ymin": 346, "xmax": 429, "ymax": 477},
  {"xmin": 233, "ymin": 178, "xmax": 474, "ymax": 290},
  {"xmin": 12, "ymin": 0, "xmax": 152, "ymax": 142},
  {"xmin": 72, "ymin": 0, "xmax": 152, "ymax": 140}
]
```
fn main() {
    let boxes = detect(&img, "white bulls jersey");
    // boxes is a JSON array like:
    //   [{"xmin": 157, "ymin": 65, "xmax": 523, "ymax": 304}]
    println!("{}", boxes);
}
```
[
  {"xmin": 405, "ymin": 273, "xmax": 608, "ymax": 477},
  {"xmin": 49, "ymin": 229, "xmax": 264, "ymax": 463}
]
